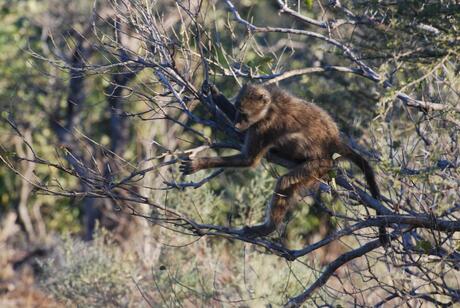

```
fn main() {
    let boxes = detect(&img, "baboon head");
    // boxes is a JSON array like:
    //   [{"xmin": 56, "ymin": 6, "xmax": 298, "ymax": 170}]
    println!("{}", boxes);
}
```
[{"xmin": 234, "ymin": 84, "xmax": 271, "ymax": 131}]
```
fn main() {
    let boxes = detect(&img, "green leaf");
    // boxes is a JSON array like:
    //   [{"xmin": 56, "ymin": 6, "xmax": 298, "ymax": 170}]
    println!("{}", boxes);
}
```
[
  {"xmin": 416, "ymin": 240, "xmax": 432, "ymax": 253},
  {"xmin": 247, "ymin": 56, "xmax": 272, "ymax": 69},
  {"xmin": 328, "ymin": 169, "xmax": 337, "ymax": 178}
]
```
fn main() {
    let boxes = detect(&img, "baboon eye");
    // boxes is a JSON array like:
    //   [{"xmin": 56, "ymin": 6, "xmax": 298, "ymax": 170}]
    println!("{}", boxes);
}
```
[{"xmin": 254, "ymin": 94, "xmax": 268, "ymax": 103}]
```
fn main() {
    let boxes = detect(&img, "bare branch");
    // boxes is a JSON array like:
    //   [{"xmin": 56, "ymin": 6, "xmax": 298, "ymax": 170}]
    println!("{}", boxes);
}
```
[{"xmin": 285, "ymin": 236, "xmax": 386, "ymax": 307}]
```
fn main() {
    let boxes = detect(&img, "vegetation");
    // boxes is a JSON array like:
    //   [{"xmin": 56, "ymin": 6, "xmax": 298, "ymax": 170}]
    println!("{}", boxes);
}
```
[{"xmin": 0, "ymin": 0, "xmax": 459, "ymax": 306}]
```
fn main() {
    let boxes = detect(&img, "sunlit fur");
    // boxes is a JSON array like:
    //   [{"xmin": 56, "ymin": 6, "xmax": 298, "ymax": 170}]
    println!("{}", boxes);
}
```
[
  {"xmin": 234, "ymin": 84, "xmax": 271, "ymax": 131},
  {"xmin": 181, "ymin": 84, "xmax": 385, "ymax": 243}
]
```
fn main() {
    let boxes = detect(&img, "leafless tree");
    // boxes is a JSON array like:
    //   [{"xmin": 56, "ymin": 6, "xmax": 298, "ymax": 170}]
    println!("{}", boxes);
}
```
[{"xmin": 2, "ymin": 0, "xmax": 459, "ymax": 306}]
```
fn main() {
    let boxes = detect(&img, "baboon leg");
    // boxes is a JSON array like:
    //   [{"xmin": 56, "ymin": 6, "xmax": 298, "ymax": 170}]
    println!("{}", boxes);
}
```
[
  {"xmin": 264, "ymin": 178, "xmax": 317, "ymax": 234},
  {"xmin": 240, "ymin": 160, "xmax": 332, "ymax": 237}
]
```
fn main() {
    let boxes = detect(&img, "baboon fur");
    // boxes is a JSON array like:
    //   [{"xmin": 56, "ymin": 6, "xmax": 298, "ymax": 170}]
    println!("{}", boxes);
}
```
[{"xmin": 181, "ymin": 84, "xmax": 386, "ymax": 242}]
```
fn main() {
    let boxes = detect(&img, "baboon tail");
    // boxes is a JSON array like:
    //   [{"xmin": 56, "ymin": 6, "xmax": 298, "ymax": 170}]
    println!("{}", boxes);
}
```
[
  {"xmin": 337, "ymin": 142, "xmax": 389, "ymax": 245},
  {"xmin": 337, "ymin": 142, "xmax": 380, "ymax": 200}
]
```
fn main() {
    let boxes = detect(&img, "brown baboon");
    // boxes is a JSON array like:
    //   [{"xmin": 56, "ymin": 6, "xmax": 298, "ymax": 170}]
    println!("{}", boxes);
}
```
[{"xmin": 181, "ymin": 84, "xmax": 386, "ymax": 242}]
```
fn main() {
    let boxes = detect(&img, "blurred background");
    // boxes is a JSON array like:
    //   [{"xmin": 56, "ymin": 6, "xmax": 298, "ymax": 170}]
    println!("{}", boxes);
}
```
[{"xmin": 0, "ymin": 0, "xmax": 459, "ymax": 306}]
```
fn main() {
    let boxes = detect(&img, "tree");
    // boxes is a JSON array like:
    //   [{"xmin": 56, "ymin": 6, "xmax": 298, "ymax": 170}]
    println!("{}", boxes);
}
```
[{"xmin": 1, "ymin": 0, "xmax": 459, "ymax": 306}]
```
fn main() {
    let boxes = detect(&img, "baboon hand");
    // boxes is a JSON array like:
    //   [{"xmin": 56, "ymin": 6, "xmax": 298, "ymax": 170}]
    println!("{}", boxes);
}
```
[
  {"xmin": 201, "ymin": 81, "xmax": 210, "ymax": 94},
  {"xmin": 201, "ymin": 81, "xmax": 219, "ymax": 96},
  {"xmin": 179, "ymin": 159, "xmax": 201, "ymax": 175},
  {"xmin": 209, "ymin": 84, "xmax": 219, "ymax": 95}
]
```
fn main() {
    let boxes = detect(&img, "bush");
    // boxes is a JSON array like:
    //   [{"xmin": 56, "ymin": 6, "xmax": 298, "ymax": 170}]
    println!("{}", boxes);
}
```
[{"xmin": 38, "ymin": 231, "xmax": 137, "ymax": 307}]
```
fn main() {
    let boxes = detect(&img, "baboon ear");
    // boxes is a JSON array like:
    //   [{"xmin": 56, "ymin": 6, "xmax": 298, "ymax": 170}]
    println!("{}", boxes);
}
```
[{"xmin": 243, "ymin": 83, "xmax": 255, "ymax": 94}]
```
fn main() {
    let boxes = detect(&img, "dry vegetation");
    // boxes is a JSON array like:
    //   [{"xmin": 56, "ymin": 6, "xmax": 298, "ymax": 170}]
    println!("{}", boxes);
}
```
[{"xmin": 1, "ymin": 0, "xmax": 459, "ymax": 306}]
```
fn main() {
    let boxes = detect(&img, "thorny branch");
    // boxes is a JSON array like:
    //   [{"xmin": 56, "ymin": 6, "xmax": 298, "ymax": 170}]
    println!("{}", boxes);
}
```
[
  {"xmin": 224, "ymin": 0, "xmax": 459, "ymax": 114},
  {"xmin": 4, "ymin": 0, "xmax": 459, "ymax": 307}
]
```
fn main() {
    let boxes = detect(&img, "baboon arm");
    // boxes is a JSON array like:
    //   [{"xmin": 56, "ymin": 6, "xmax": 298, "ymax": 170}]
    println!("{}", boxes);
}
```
[
  {"xmin": 181, "ymin": 135, "xmax": 271, "ymax": 174},
  {"xmin": 195, "ymin": 141, "xmax": 271, "ymax": 170},
  {"xmin": 180, "ymin": 153, "xmax": 261, "ymax": 175},
  {"xmin": 197, "ymin": 154, "xmax": 253, "ymax": 169},
  {"xmin": 199, "ymin": 127, "xmax": 271, "ymax": 169},
  {"xmin": 210, "ymin": 85, "xmax": 237, "ymax": 121},
  {"xmin": 179, "ymin": 154, "xmax": 260, "ymax": 174}
]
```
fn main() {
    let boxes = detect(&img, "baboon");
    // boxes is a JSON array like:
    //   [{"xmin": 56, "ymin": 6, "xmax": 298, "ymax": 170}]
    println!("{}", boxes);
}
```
[{"xmin": 181, "ymin": 83, "xmax": 386, "ymax": 242}]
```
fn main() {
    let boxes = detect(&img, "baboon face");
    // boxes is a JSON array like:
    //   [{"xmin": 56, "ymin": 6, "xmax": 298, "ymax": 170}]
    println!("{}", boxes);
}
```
[{"xmin": 234, "ymin": 84, "xmax": 271, "ymax": 131}]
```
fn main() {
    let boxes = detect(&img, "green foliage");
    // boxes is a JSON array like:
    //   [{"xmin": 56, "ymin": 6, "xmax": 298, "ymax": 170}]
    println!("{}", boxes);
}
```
[
  {"xmin": 1, "ymin": 0, "xmax": 459, "ymax": 305},
  {"xmin": 0, "ymin": 161, "xmax": 16, "ymax": 213},
  {"xmin": 38, "ymin": 231, "xmax": 136, "ymax": 307},
  {"xmin": 288, "ymin": 199, "xmax": 321, "ymax": 235},
  {"xmin": 147, "ymin": 233, "xmax": 321, "ymax": 306},
  {"xmin": 225, "ymin": 167, "xmax": 275, "ymax": 224},
  {"xmin": 416, "ymin": 239, "xmax": 433, "ymax": 254},
  {"xmin": 166, "ymin": 166, "xmax": 276, "ymax": 227},
  {"xmin": 35, "ymin": 226, "xmax": 324, "ymax": 307},
  {"xmin": 165, "ymin": 173, "xmax": 228, "ymax": 225},
  {"xmin": 246, "ymin": 54, "xmax": 273, "ymax": 74},
  {"xmin": 44, "ymin": 201, "xmax": 81, "ymax": 234}
]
